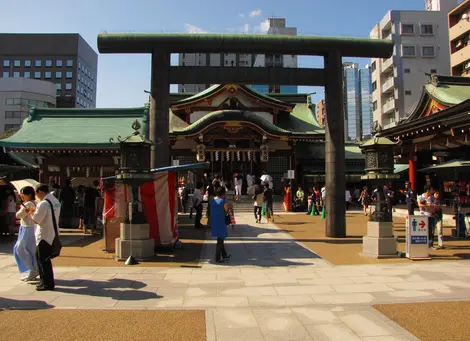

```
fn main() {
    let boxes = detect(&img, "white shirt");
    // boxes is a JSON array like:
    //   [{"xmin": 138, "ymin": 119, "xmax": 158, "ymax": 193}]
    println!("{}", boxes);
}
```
[
  {"xmin": 33, "ymin": 193, "xmax": 61, "ymax": 246},
  {"xmin": 345, "ymin": 190, "xmax": 351, "ymax": 202},
  {"xmin": 321, "ymin": 187, "xmax": 326, "ymax": 200},
  {"xmin": 246, "ymin": 174, "xmax": 253, "ymax": 187},
  {"xmin": 16, "ymin": 201, "xmax": 36, "ymax": 227},
  {"xmin": 235, "ymin": 178, "xmax": 243, "ymax": 187},
  {"xmin": 8, "ymin": 194, "xmax": 16, "ymax": 213}
]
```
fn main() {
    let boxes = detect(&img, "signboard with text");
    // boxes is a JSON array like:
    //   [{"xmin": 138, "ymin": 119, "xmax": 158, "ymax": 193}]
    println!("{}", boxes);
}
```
[{"xmin": 406, "ymin": 215, "xmax": 430, "ymax": 260}]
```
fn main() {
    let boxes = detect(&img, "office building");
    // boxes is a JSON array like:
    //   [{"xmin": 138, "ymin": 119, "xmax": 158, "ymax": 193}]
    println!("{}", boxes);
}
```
[
  {"xmin": 178, "ymin": 18, "xmax": 298, "ymax": 94},
  {"xmin": 449, "ymin": 0, "xmax": 470, "ymax": 76},
  {"xmin": 316, "ymin": 99, "xmax": 326, "ymax": 126},
  {"xmin": 0, "ymin": 78, "xmax": 56, "ymax": 133},
  {"xmin": 343, "ymin": 62, "xmax": 373, "ymax": 141},
  {"xmin": 0, "ymin": 34, "xmax": 98, "ymax": 108},
  {"xmin": 370, "ymin": 0, "xmax": 456, "ymax": 130}
]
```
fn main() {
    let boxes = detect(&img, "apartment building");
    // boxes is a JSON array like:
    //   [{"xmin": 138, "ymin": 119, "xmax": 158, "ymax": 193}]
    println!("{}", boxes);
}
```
[
  {"xmin": 449, "ymin": 0, "xmax": 470, "ymax": 76},
  {"xmin": 316, "ymin": 99, "xmax": 326, "ymax": 126},
  {"xmin": 0, "ymin": 34, "xmax": 98, "ymax": 108},
  {"xmin": 178, "ymin": 17, "xmax": 298, "ymax": 94},
  {"xmin": 370, "ymin": 0, "xmax": 455, "ymax": 130}
]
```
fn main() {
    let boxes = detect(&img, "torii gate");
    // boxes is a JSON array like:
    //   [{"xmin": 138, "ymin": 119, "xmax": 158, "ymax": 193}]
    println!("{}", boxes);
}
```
[{"xmin": 97, "ymin": 33, "xmax": 393, "ymax": 238}]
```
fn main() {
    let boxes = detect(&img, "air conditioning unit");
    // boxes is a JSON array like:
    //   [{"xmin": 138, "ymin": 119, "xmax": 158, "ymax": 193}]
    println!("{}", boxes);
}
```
[
  {"xmin": 465, "ymin": 62, "xmax": 470, "ymax": 70},
  {"xmin": 456, "ymin": 40, "xmax": 463, "ymax": 48}
]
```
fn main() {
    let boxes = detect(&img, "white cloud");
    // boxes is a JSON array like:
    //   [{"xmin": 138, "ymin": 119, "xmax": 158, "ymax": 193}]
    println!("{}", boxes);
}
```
[
  {"xmin": 249, "ymin": 9, "xmax": 262, "ymax": 18},
  {"xmin": 184, "ymin": 23, "xmax": 208, "ymax": 33},
  {"xmin": 242, "ymin": 24, "xmax": 249, "ymax": 33},
  {"xmin": 258, "ymin": 19, "xmax": 270, "ymax": 33}
]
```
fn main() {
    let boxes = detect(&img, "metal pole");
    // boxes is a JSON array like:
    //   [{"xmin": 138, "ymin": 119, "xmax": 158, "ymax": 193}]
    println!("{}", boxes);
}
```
[{"xmin": 324, "ymin": 50, "xmax": 346, "ymax": 238}]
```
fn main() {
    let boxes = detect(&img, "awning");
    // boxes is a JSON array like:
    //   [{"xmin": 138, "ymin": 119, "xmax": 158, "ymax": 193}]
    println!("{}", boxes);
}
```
[
  {"xmin": 394, "ymin": 164, "xmax": 409, "ymax": 174},
  {"xmin": 419, "ymin": 160, "xmax": 470, "ymax": 172}
]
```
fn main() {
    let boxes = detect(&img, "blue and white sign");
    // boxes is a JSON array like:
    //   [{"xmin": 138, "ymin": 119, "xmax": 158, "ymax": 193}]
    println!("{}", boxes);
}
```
[{"xmin": 406, "ymin": 216, "xmax": 429, "ymax": 259}]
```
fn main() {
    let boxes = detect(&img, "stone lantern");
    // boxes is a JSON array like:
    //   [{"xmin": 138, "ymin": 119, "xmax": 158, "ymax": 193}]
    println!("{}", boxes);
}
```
[
  {"xmin": 359, "ymin": 135, "xmax": 399, "ymax": 259},
  {"xmin": 110, "ymin": 120, "xmax": 155, "ymax": 264}
]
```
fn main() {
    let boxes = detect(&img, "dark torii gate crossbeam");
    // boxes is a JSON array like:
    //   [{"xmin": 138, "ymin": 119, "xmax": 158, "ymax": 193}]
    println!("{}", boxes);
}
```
[{"xmin": 97, "ymin": 33, "xmax": 393, "ymax": 238}]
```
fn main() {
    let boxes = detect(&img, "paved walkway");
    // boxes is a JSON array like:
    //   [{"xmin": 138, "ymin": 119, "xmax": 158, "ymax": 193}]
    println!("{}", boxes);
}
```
[{"xmin": 2, "ymin": 214, "xmax": 470, "ymax": 340}]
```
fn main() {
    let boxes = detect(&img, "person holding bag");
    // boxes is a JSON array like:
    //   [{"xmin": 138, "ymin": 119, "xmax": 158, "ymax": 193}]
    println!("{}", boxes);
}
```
[{"xmin": 29, "ymin": 184, "xmax": 61, "ymax": 291}]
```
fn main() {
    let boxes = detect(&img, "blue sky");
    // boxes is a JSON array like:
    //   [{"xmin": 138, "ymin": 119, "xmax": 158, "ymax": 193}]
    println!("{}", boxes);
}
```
[{"xmin": 1, "ymin": 0, "xmax": 434, "ymax": 107}]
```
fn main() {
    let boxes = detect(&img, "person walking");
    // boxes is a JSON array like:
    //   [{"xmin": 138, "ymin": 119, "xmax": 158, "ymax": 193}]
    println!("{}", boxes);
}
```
[
  {"xmin": 6, "ymin": 188, "xmax": 17, "ymax": 237},
  {"xmin": 253, "ymin": 183, "xmax": 264, "ymax": 223},
  {"xmin": 13, "ymin": 186, "xmax": 38, "ymax": 281},
  {"xmin": 83, "ymin": 180, "xmax": 100, "ymax": 235},
  {"xmin": 263, "ymin": 182, "xmax": 274, "ymax": 223},
  {"xmin": 345, "ymin": 189, "xmax": 352, "ymax": 211},
  {"xmin": 210, "ymin": 186, "xmax": 231, "ymax": 263},
  {"xmin": 359, "ymin": 186, "xmax": 371, "ymax": 216},
  {"xmin": 59, "ymin": 179, "xmax": 75, "ymax": 229},
  {"xmin": 193, "ymin": 182, "xmax": 204, "ymax": 229},
  {"xmin": 234, "ymin": 174, "xmax": 243, "ymax": 201},
  {"xmin": 418, "ymin": 186, "xmax": 437, "ymax": 249},
  {"xmin": 30, "ymin": 184, "xmax": 61, "ymax": 291},
  {"xmin": 433, "ymin": 191, "xmax": 444, "ymax": 249}
]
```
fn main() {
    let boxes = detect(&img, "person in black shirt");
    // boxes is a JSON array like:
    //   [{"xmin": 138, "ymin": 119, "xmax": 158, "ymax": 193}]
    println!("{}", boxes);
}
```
[
  {"xmin": 263, "ymin": 182, "xmax": 274, "ymax": 223},
  {"xmin": 401, "ymin": 181, "xmax": 416, "ymax": 216},
  {"xmin": 83, "ymin": 180, "xmax": 100, "ymax": 235},
  {"xmin": 59, "ymin": 179, "xmax": 75, "ymax": 229}
]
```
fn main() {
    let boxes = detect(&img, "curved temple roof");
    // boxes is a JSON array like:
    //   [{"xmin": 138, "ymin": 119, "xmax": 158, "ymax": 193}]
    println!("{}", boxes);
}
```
[{"xmin": 97, "ymin": 33, "xmax": 393, "ymax": 58}]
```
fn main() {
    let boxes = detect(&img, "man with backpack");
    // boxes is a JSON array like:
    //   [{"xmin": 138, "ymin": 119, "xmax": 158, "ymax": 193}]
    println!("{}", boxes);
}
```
[{"xmin": 28, "ymin": 184, "xmax": 61, "ymax": 291}]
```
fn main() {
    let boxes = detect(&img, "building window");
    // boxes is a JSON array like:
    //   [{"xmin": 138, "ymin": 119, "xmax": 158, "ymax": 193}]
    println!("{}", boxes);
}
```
[
  {"xmin": 24, "ymin": 60, "xmax": 31, "ymax": 67},
  {"xmin": 45, "ymin": 72, "xmax": 51, "ymax": 79},
  {"xmin": 405, "ymin": 90, "xmax": 412, "ymax": 95},
  {"xmin": 76, "ymin": 97, "xmax": 80, "ymax": 104},
  {"xmin": 373, "ymin": 101, "xmax": 378, "ymax": 111},
  {"xmin": 45, "ymin": 60, "xmax": 52, "ymax": 67},
  {"xmin": 13, "ymin": 72, "xmax": 20, "ymax": 78},
  {"xmin": 372, "ymin": 81, "xmax": 377, "ymax": 91},
  {"xmin": 66, "ymin": 71, "xmax": 73, "ymax": 79},
  {"xmin": 3, "ymin": 60, "xmax": 10, "ymax": 67},
  {"xmin": 430, "ymin": 69, "xmax": 437, "ymax": 74},
  {"xmin": 56, "ymin": 83, "xmax": 62, "ymax": 90},
  {"xmin": 402, "ymin": 45, "xmax": 416, "ymax": 57},
  {"xmin": 13, "ymin": 60, "xmax": 20, "ymax": 67},
  {"xmin": 56, "ymin": 60, "xmax": 63, "ymax": 67},
  {"xmin": 35, "ymin": 60, "xmax": 42, "ymax": 67},
  {"xmin": 24, "ymin": 71, "xmax": 31, "ymax": 78},
  {"xmin": 420, "ymin": 24, "xmax": 434, "ymax": 35},
  {"xmin": 34, "ymin": 72, "xmax": 41, "ymax": 78},
  {"xmin": 2, "ymin": 71, "xmax": 9, "ymax": 78},
  {"xmin": 55, "ymin": 71, "xmax": 62, "ymax": 78},
  {"xmin": 422, "ymin": 46, "xmax": 435, "ymax": 57},
  {"xmin": 401, "ymin": 23, "xmax": 414, "ymax": 35},
  {"xmin": 371, "ymin": 61, "xmax": 376, "ymax": 72},
  {"xmin": 66, "ymin": 60, "xmax": 73, "ymax": 67},
  {"xmin": 404, "ymin": 68, "xmax": 411, "ymax": 73},
  {"xmin": 78, "ymin": 74, "xmax": 81, "ymax": 81},
  {"xmin": 65, "ymin": 83, "xmax": 72, "ymax": 90}
]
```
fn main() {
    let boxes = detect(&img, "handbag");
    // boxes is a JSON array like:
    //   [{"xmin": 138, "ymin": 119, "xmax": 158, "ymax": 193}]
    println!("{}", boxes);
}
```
[{"xmin": 45, "ymin": 199, "xmax": 62, "ymax": 259}]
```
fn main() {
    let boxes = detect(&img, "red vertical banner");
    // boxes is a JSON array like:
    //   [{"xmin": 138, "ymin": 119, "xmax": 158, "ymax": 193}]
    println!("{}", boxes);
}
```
[{"xmin": 409, "ymin": 149, "xmax": 416, "ymax": 191}]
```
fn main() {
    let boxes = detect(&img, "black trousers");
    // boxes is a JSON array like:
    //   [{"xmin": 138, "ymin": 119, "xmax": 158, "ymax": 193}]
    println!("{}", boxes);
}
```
[
  {"xmin": 195, "ymin": 204, "xmax": 203, "ymax": 228},
  {"xmin": 215, "ymin": 237, "xmax": 227, "ymax": 261},
  {"xmin": 254, "ymin": 206, "xmax": 262, "ymax": 221},
  {"xmin": 36, "ymin": 240, "xmax": 55, "ymax": 288},
  {"xmin": 345, "ymin": 201, "xmax": 350, "ymax": 211}
]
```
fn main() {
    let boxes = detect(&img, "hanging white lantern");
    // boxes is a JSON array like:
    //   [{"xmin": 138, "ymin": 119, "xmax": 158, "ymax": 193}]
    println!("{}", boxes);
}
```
[
  {"xmin": 100, "ymin": 166, "xmax": 104, "ymax": 177},
  {"xmin": 196, "ymin": 144, "xmax": 206, "ymax": 162},
  {"xmin": 215, "ymin": 151, "xmax": 219, "ymax": 161},
  {"xmin": 237, "ymin": 151, "xmax": 241, "ymax": 161},
  {"xmin": 66, "ymin": 166, "xmax": 70, "ymax": 177},
  {"xmin": 247, "ymin": 151, "xmax": 251, "ymax": 161},
  {"xmin": 86, "ymin": 167, "xmax": 90, "ymax": 178},
  {"xmin": 226, "ymin": 151, "xmax": 230, "ymax": 161},
  {"xmin": 260, "ymin": 144, "xmax": 269, "ymax": 162}
]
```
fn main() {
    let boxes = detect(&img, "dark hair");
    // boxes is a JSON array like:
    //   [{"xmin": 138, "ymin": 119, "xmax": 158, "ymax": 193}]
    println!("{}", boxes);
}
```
[
  {"xmin": 212, "ymin": 180, "xmax": 220, "ymax": 187},
  {"xmin": 93, "ymin": 180, "xmax": 100, "ymax": 187},
  {"xmin": 196, "ymin": 181, "xmax": 203, "ymax": 189},
  {"xmin": 215, "ymin": 186, "xmax": 226, "ymax": 197},
  {"xmin": 21, "ymin": 186, "xmax": 35, "ymax": 200},
  {"xmin": 35, "ymin": 183, "xmax": 49, "ymax": 194},
  {"xmin": 66, "ymin": 179, "xmax": 72, "ymax": 186},
  {"xmin": 424, "ymin": 185, "xmax": 431, "ymax": 192}
]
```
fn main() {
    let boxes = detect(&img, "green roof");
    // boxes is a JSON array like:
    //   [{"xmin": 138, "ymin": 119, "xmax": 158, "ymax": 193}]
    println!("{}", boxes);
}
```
[
  {"xmin": 360, "ymin": 136, "xmax": 395, "ymax": 147},
  {"xmin": 172, "ymin": 84, "xmax": 295, "ymax": 109},
  {"xmin": 394, "ymin": 164, "xmax": 409, "ymax": 174},
  {"xmin": 0, "ymin": 106, "xmax": 149, "ymax": 149},
  {"xmin": 171, "ymin": 110, "xmax": 292, "ymax": 136},
  {"xmin": 279, "ymin": 103, "xmax": 324, "ymax": 133},
  {"xmin": 425, "ymin": 82, "xmax": 470, "ymax": 106}
]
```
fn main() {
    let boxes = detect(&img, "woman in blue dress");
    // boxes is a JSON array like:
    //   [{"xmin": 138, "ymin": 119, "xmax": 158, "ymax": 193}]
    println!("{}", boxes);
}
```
[
  {"xmin": 13, "ymin": 186, "xmax": 38, "ymax": 281},
  {"xmin": 210, "ymin": 186, "xmax": 231, "ymax": 263}
]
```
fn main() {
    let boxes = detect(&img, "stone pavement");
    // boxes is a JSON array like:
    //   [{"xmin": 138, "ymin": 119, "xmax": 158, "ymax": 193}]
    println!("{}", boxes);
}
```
[{"xmin": 2, "ymin": 214, "xmax": 470, "ymax": 340}]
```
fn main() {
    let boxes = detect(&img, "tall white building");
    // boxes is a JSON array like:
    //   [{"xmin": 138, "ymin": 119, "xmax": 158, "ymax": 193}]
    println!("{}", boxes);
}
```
[
  {"xmin": 370, "ymin": 0, "xmax": 456, "ymax": 130},
  {"xmin": 0, "ymin": 78, "xmax": 56, "ymax": 133},
  {"xmin": 177, "ymin": 18, "xmax": 298, "ymax": 94}
]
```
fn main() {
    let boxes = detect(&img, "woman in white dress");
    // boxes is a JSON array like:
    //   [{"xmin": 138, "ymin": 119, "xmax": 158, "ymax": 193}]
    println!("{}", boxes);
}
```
[{"xmin": 13, "ymin": 186, "xmax": 38, "ymax": 281}]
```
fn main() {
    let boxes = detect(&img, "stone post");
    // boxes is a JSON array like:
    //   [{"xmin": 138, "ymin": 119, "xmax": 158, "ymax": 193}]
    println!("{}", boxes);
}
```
[
  {"xmin": 150, "ymin": 51, "xmax": 171, "ymax": 169},
  {"xmin": 324, "ymin": 50, "xmax": 346, "ymax": 238}
]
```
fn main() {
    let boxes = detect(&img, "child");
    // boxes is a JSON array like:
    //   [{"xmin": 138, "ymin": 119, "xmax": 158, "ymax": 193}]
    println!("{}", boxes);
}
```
[
  {"xmin": 210, "ymin": 186, "xmax": 231, "ymax": 263},
  {"xmin": 253, "ymin": 184, "xmax": 264, "ymax": 223}
]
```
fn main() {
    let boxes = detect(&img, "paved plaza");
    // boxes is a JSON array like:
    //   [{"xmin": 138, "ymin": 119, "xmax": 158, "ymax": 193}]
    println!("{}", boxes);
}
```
[{"xmin": 2, "ymin": 213, "xmax": 470, "ymax": 340}]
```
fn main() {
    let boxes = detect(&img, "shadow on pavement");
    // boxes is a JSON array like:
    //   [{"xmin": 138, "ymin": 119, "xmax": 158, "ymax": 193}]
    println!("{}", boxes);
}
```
[
  {"xmin": 54, "ymin": 278, "xmax": 162, "ymax": 301},
  {"xmin": 0, "ymin": 298, "xmax": 55, "ymax": 310}
]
